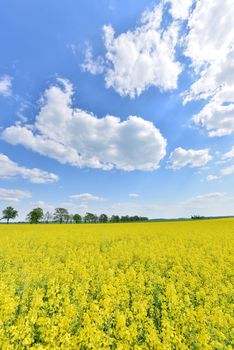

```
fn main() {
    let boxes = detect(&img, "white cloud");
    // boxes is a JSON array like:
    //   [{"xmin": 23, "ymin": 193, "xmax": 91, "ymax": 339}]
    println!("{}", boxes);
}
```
[
  {"xmin": 1, "ymin": 79, "xmax": 167, "ymax": 171},
  {"xmin": 221, "ymin": 164, "xmax": 234, "ymax": 176},
  {"xmin": 190, "ymin": 192, "xmax": 224, "ymax": 200},
  {"xmin": 192, "ymin": 85, "xmax": 234, "ymax": 137},
  {"xmin": 206, "ymin": 147, "xmax": 234, "ymax": 179},
  {"xmin": 59, "ymin": 201, "xmax": 88, "ymax": 214},
  {"xmin": 129, "ymin": 193, "xmax": 139, "ymax": 197},
  {"xmin": 0, "ymin": 188, "xmax": 31, "ymax": 202},
  {"xmin": 0, "ymin": 75, "xmax": 12, "ymax": 97},
  {"xmin": 83, "ymin": 3, "xmax": 182, "ymax": 97},
  {"xmin": 94, "ymin": 191, "xmax": 234, "ymax": 218},
  {"xmin": 103, "ymin": 7, "xmax": 182, "ymax": 97},
  {"xmin": 183, "ymin": 0, "xmax": 234, "ymax": 137},
  {"xmin": 185, "ymin": 192, "xmax": 225, "ymax": 207},
  {"xmin": 166, "ymin": 0, "xmax": 194, "ymax": 20},
  {"xmin": 77, "ymin": 204, "xmax": 88, "ymax": 211},
  {"xmin": 186, "ymin": 194, "xmax": 234, "ymax": 216},
  {"xmin": 0, "ymin": 153, "xmax": 59, "ymax": 184},
  {"xmin": 184, "ymin": 0, "xmax": 233, "ymax": 71},
  {"xmin": 33, "ymin": 201, "xmax": 54, "ymax": 212},
  {"xmin": 169, "ymin": 147, "xmax": 212, "ymax": 169},
  {"xmin": 223, "ymin": 146, "xmax": 234, "ymax": 159},
  {"xmin": 81, "ymin": 42, "xmax": 105, "ymax": 74},
  {"xmin": 206, "ymin": 175, "xmax": 218, "ymax": 181},
  {"xmin": 184, "ymin": 49, "xmax": 234, "ymax": 103},
  {"xmin": 70, "ymin": 193, "xmax": 104, "ymax": 201},
  {"xmin": 182, "ymin": 192, "xmax": 234, "ymax": 216}
]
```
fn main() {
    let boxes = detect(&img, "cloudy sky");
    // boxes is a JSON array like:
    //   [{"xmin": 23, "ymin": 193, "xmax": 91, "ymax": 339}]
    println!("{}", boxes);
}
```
[{"xmin": 0, "ymin": 0, "xmax": 234, "ymax": 220}]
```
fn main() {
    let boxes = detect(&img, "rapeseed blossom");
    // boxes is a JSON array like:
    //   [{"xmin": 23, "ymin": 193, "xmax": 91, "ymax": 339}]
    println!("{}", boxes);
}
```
[{"xmin": 0, "ymin": 220, "xmax": 233, "ymax": 349}]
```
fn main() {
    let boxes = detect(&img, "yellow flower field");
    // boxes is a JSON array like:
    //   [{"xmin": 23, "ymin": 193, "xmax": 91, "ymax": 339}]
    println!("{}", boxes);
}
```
[{"xmin": 0, "ymin": 220, "xmax": 233, "ymax": 349}]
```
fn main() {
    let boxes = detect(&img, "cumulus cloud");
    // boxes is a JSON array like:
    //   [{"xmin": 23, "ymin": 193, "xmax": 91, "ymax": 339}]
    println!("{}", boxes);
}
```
[
  {"xmin": 70, "ymin": 193, "xmax": 104, "ymax": 201},
  {"xmin": 0, "ymin": 153, "xmax": 58, "ymax": 184},
  {"xmin": 0, "ymin": 188, "xmax": 31, "ymax": 202},
  {"xmin": 183, "ymin": 0, "xmax": 234, "ymax": 137},
  {"xmin": 83, "ymin": 3, "xmax": 182, "ymax": 97},
  {"xmin": 169, "ymin": 147, "xmax": 212, "ymax": 170},
  {"xmin": 0, "ymin": 75, "xmax": 12, "ymax": 97},
  {"xmin": 81, "ymin": 0, "xmax": 234, "ymax": 140},
  {"xmin": 166, "ymin": 0, "xmax": 194, "ymax": 20},
  {"xmin": 192, "ymin": 85, "xmax": 234, "ymax": 137},
  {"xmin": 184, "ymin": 0, "xmax": 233, "ymax": 71},
  {"xmin": 1, "ymin": 79, "xmax": 167, "ymax": 171}
]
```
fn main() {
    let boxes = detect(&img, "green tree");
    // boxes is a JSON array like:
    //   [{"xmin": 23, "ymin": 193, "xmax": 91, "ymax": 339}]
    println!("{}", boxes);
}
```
[
  {"xmin": 43, "ymin": 211, "xmax": 53, "ymax": 224},
  {"xmin": 73, "ymin": 214, "xmax": 82, "ymax": 223},
  {"xmin": 64, "ymin": 213, "xmax": 70, "ymax": 224},
  {"xmin": 120, "ymin": 215, "xmax": 129, "ymax": 222},
  {"xmin": 84, "ymin": 212, "xmax": 96, "ymax": 223},
  {"xmin": 27, "ymin": 208, "xmax": 44, "ymax": 224},
  {"xmin": 110, "ymin": 215, "xmax": 120, "ymax": 223},
  {"xmin": 53, "ymin": 208, "xmax": 69, "ymax": 224},
  {"xmin": 99, "ymin": 213, "xmax": 108, "ymax": 223},
  {"xmin": 2, "ymin": 206, "xmax": 18, "ymax": 224}
]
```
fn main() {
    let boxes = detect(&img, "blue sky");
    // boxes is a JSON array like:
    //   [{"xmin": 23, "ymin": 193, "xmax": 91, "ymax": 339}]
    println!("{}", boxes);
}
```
[{"xmin": 0, "ymin": 0, "xmax": 234, "ymax": 220}]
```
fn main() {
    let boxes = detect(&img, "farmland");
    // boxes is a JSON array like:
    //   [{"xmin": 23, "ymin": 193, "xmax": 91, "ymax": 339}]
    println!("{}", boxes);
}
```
[{"xmin": 0, "ymin": 220, "xmax": 233, "ymax": 349}]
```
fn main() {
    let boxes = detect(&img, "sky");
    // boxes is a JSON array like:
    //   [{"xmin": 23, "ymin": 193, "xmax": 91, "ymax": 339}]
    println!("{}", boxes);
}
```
[{"xmin": 0, "ymin": 0, "xmax": 234, "ymax": 220}]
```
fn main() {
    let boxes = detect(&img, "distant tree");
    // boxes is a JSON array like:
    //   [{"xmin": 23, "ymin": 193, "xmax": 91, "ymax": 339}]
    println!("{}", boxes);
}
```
[
  {"xmin": 53, "ymin": 208, "xmax": 69, "ymax": 224},
  {"xmin": 43, "ymin": 211, "xmax": 53, "ymax": 224},
  {"xmin": 73, "ymin": 214, "xmax": 82, "ymax": 223},
  {"xmin": 140, "ymin": 216, "xmax": 148, "ymax": 222},
  {"xmin": 120, "ymin": 215, "xmax": 129, "ymax": 222},
  {"xmin": 110, "ymin": 215, "xmax": 120, "ymax": 223},
  {"xmin": 64, "ymin": 213, "xmax": 70, "ymax": 224},
  {"xmin": 27, "ymin": 208, "xmax": 44, "ymax": 224},
  {"xmin": 99, "ymin": 213, "xmax": 108, "ymax": 223},
  {"xmin": 84, "ymin": 212, "xmax": 97, "ymax": 223},
  {"xmin": 2, "ymin": 206, "xmax": 18, "ymax": 224},
  {"xmin": 191, "ymin": 215, "xmax": 205, "ymax": 220},
  {"xmin": 118, "ymin": 215, "xmax": 148, "ymax": 223}
]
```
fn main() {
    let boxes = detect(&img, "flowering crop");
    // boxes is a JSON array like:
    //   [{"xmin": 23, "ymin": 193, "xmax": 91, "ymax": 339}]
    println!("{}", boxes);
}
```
[{"xmin": 0, "ymin": 220, "xmax": 233, "ymax": 349}]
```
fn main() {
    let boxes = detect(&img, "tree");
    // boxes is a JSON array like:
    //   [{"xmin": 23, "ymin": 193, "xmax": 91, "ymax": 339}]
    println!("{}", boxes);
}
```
[
  {"xmin": 84, "ymin": 212, "xmax": 96, "ymax": 223},
  {"xmin": 2, "ymin": 206, "xmax": 18, "ymax": 224},
  {"xmin": 99, "ymin": 213, "xmax": 108, "ymax": 223},
  {"xmin": 191, "ymin": 215, "xmax": 205, "ymax": 220},
  {"xmin": 73, "ymin": 214, "xmax": 82, "ymax": 223},
  {"xmin": 64, "ymin": 213, "xmax": 70, "ymax": 224},
  {"xmin": 27, "ymin": 208, "xmax": 44, "ymax": 224},
  {"xmin": 69, "ymin": 214, "xmax": 74, "ymax": 223},
  {"xmin": 110, "ymin": 215, "xmax": 120, "ymax": 223},
  {"xmin": 140, "ymin": 216, "xmax": 148, "ymax": 222},
  {"xmin": 43, "ymin": 211, "xmax": 53, "ymax": 224},
  {"xmin": 53, "ymin": 208, "xmax": 69, "ymax": 224},
  {"xmin": 120, "ymin": 215, "xmax": 129, "ymax": 222}
]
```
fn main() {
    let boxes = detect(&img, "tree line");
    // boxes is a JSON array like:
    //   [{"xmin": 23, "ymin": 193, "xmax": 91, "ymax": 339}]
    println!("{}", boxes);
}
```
[{"xmin": 0, "ymin": 206, "xmax": 148, "ymax": 224}]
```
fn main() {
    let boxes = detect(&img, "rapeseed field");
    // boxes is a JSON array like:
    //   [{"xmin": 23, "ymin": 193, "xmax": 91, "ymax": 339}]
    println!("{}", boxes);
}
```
[{"xmin": 0, "ymin": 220, "xmax": 233, "ymax": 349}]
